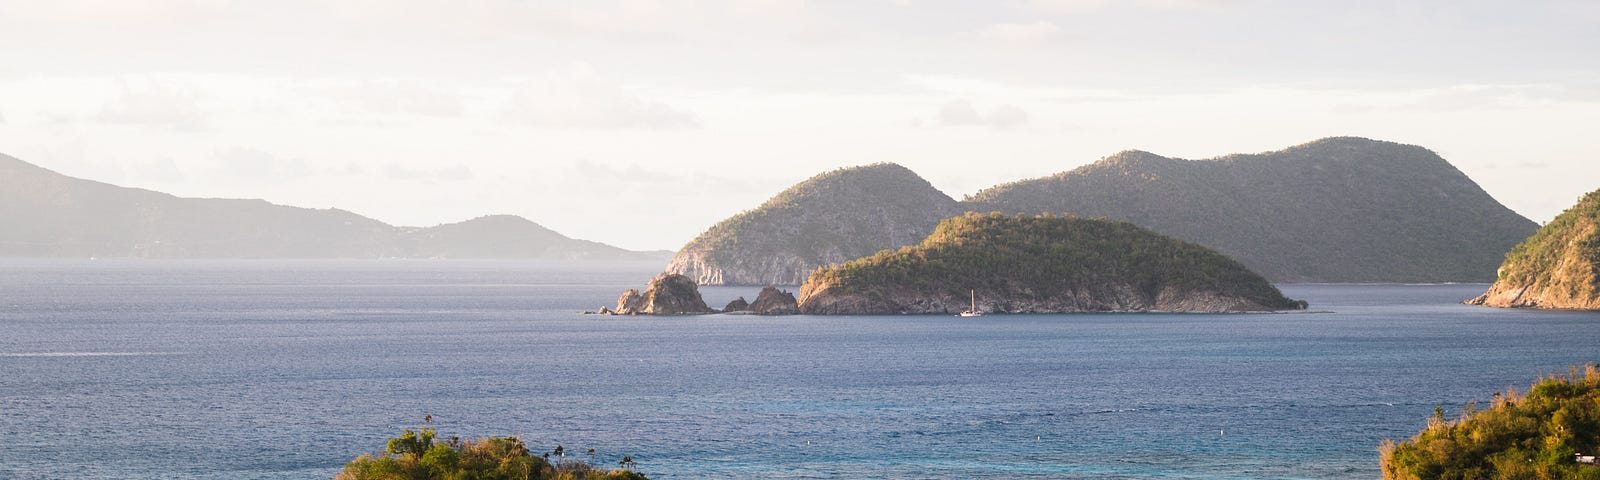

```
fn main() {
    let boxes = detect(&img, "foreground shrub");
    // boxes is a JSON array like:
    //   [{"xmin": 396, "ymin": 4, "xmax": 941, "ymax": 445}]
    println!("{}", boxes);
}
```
[
  {"xmin": 337, "ymin": 426, "xmax": 648, "ymax": 480},
  {"xmin": 1380, "ymin": 365, "xmax": 1600, "ymax": 479}
]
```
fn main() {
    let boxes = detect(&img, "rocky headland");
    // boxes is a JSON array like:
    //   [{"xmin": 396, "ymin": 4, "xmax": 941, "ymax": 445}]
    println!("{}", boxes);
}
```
[
  {"xmin": 796, "ymin": 213, "xmax": 1307, "ymax": 315},
  {"xmin": 1466, "ymin": 188, "xmax": 1600, "ymax": 310}
]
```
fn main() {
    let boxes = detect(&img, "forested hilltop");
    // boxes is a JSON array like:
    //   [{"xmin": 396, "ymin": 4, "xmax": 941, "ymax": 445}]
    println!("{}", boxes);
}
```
[
  {"xmin": 796, "ymin": 212, "xmax": 1304, "ymax": 314},
  {"xmin": 1468, "ymin": 188, "xmax": 1600, "ymax": 309},
  {"xmin": 966, "ymin": 137, "xmax": 1537, "ymax": 283},
  {"xmin": 665, "ymin": 163, "xmax": 960, "ymax": 285}
]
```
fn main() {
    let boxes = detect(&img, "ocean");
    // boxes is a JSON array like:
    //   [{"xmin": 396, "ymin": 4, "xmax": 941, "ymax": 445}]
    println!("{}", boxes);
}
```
[{"xmin": 2, "ymin": 259, "xmax": 1596, "ymax": 479}]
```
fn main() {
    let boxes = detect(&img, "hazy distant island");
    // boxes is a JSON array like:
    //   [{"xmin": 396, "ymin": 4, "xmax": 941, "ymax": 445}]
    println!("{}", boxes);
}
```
[
  {"xmin": 1379, "ymin": 365, "xmax": 1600, "ymax": 480},
  {"xmin": 1467, "ymin": 188, "xmax": 1600, "ymax": 310},
  {"xmin": 797, "ymin": 213, "xmax": 1306, "ymax": 314},
  {"xmin": 0, "ymin": 153, "xmax": 668, "ymax": 261},
  {"xmin": 667, "ymin": 137, "xmax": 1536, "ymax": 286}
]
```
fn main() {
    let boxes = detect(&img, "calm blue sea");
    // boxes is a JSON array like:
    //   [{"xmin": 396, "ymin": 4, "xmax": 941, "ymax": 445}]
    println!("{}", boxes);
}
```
[{"xmin": 2, "ymin": 260, "xmax": 1597, "ymax": 479}]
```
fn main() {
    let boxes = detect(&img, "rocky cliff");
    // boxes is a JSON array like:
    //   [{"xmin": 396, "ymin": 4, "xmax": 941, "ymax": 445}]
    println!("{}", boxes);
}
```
[
  {"xmin": 665, "ymin": 163, "xmax": 961, "ymax": 285},
  {"xmin": 797, "ymin": 213, "xmax": 1305, "ymax": 314},
  {"xmin": 1466, "ymin": 189, "xmax": 1600, "ymax": 310},
  {"xmin": 964, "ymin": 137, "xmax": 1537, "ymax": 283}
]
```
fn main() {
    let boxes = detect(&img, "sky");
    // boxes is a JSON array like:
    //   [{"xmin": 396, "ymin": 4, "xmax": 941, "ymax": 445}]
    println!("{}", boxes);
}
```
[{"xmin": 1, "ymin": 0, "xmax": 1597, "ymax": 251}]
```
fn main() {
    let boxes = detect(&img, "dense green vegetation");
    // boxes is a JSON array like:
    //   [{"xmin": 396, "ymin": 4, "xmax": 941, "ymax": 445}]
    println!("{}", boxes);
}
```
[
  {"xmin": 805, "ymin": 212, "xmax": 1302, "ymax": 310},
  {"xmin": 666, "ymin": 162, "xmax": 960, "ymax": 285},
  {"xmin": 1380, "ymin": 365, "xmax": 1600, "ymax": 480},
  {"xmin": 337, "ymin": 426, "xmax": 648, "ymax": 480},
  {"xmin": 964, "ymin": 137, "xmax": 1536, "ymax": 282},
  {"xmin": 1495, "ymin": 189, "xmax": 1600, "ymax": 296}
]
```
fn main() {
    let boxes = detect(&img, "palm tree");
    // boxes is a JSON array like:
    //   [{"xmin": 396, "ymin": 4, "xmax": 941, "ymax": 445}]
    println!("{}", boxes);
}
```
[
  {"xmin": 587, "ymin": 448, "xmax": 596, "ymax": 463},
  {"xmin": 619, "ymin": 455, "xmax": 635, "ymax": 470}
]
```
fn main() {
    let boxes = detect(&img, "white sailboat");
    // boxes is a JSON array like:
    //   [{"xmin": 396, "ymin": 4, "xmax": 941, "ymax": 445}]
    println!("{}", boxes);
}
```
[{"xmin": 959, "ymin": 289, "xmax": 984, "ymax": 317}]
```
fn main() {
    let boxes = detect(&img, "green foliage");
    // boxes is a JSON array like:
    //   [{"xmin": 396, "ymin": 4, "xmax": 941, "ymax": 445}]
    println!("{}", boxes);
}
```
[
  {"xmin": 339, "ymin": 426, "xmax": 649, "ymax": 480},
  {"xmin": 805, "ymin": 212, "xmax": 1301, "ymax": 310},
  {"xmin": 1495, "ymin": 189, "xmax": 1600, "ymax": 299},
  {"xmin": 1379, "ymin": 365, "xmax": 1600, "ymax": 480}
]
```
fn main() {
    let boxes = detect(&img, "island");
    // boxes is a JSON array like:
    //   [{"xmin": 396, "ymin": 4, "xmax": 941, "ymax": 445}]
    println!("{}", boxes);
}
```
[
  {"xmin": 1467, "ymin": 188, "xmax": 1600, "ymax": 310},
  {"xmin": 796, "ymin": 212, "xmax": 1307, "ymax": 314}
]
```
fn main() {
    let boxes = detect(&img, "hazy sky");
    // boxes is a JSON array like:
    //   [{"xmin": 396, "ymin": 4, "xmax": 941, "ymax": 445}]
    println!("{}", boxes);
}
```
[{"xmin": 2, "ymin": 0, "xmax": 1597, "ymax": 251}]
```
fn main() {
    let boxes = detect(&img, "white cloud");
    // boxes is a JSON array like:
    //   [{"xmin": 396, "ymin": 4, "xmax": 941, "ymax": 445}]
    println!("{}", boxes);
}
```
[
  {"xmin": 1028, "ymin": 0, "xmax": 1235, "ymax": 13},
  {"xmin": 503, "ymin": 64, "xmax": 699, "ymax": 130},
  {"xmin": 96, "ymin": 78, "xmax": 210, "ymax": 131},
  {"xmin": 967, "ymin": 21, "xmax": 1067, "ymax": 48},
  {"xmin": 936, "ymin": 99, "xmax": 1030, "ymax": 129},
  {"xmin": 987, "ymin": 104, "xmax": 1031, "ymax": 128},
  {"xmin": 209, "ymin": 147, "xmax": 310, "ymax": 183},
  {"xmin": 938, "ymin": 99, "xmax": 983, "ymax": 126},
  {"xmin": 128, "ymin": 156, "xmax": 187, "ymax": 184},
  {"xmin": 312, "ymin": 80, "xmax": 465, "ymax": 118},
  {"xmin": 382, "ymin": 162, "xmax": 475, "ymax": 181}
]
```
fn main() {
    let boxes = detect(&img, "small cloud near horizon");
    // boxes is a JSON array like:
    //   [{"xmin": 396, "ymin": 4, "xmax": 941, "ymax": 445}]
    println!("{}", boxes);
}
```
[
  {"xmin": 935, "ymin": 99, "xmax": 1031, "ymax": 129},
  {"xmin": 503, "ymin": 64, "xmax": 699, "ymax": 130},
  {"xmin": 96, "ymin": 78, "xmax": 210, "ymax": 131}
]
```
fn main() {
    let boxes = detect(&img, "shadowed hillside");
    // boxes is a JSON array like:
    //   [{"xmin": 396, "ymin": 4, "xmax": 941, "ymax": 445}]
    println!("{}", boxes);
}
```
[{"xmin": 965, "ymin": 137, "xmax": 1537, "ymax": 282}]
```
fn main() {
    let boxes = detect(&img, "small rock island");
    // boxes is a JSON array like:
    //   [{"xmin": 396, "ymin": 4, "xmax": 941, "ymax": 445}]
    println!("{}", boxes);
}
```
[
  {"xmin": 796, "ymin": 212, "xmax": 1307, "ymax": 314},
  {"xmin": 1467, "ymin": 188, "xmax": 1600, "ymax": 310},
  {"xmin": 597, "ymin": 273, "xmax": 799, "ymax": 315}
]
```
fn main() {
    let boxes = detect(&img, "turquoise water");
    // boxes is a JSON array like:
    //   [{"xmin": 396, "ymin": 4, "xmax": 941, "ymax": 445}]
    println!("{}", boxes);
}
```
[{"xmin": 2, "ymin": 260, "xmax": 1596, "ymax": 479}]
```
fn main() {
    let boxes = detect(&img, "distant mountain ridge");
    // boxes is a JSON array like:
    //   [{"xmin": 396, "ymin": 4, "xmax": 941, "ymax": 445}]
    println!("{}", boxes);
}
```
[
  {"xmin": 668, "ymin": 137, "xmax": 1537, "ymax": 285},
  {"xmin": 967, "ymin": 137, "xmax": 1536, "ymax": 282},
  {"xmin": 0, "ymin": 153, "xmax": 665, "ymax": 260}
]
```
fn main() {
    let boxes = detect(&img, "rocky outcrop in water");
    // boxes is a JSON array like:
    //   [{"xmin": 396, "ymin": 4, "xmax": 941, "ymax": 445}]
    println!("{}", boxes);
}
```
[
  {"xmin": 748, "ymin": 286, "xmax": 800, "ymax": 315},
  {"xmin": 796, "ymin": 213, "xmax": 1306, "ymax": 315},
  {"xmin": 722, "ymin": 297, "xmax": 751, "ymax": 313},
  {"xmin": 1466, "ymin": 188, "xmax": 1600, "ymax": 310},
  {"xmin": 607, "ymin": 273, "xmax": 716, "ymax": 315}
]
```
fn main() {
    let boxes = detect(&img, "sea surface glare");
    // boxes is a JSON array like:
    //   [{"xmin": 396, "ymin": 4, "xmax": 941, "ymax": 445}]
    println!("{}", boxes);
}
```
[{"xmin": 2, "ymin": 260, "xmax": 1597, "ymax": 479}]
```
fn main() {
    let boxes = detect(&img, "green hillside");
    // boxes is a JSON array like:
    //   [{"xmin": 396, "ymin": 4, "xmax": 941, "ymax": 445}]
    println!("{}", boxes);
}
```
[
  {"xmin": 1468, "ymin": 188, "xmax": 1600, "ymax": 309},
  {"xmin": 965, "ymin": 137, "xmax": 1537, "ymax": 282},
  {"xmin": 797, "ymin": 212, "xmax": 1302, "ymax": 314}
]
